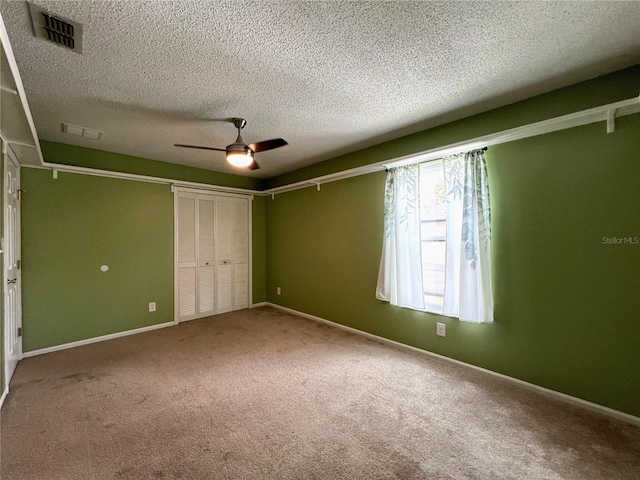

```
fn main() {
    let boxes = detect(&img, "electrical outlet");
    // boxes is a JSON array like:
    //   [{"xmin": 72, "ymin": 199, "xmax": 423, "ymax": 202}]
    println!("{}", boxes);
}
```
[
  {"xmin": 276, "ymin": 287, "xmax": 281, "ymax": 295},
  {"xmin": 436, "ymin": 322, "xmax": 446, "ymax": 337},
  {"xmin": 149, "ymin": 302, "xmax": 156, "ymax": 312}
]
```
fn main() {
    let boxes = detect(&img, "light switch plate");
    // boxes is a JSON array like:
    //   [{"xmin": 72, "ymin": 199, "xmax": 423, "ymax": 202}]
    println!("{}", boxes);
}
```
[{"xmin": 149, "ymin": 302, "xmax": 156, "ymax": 312}]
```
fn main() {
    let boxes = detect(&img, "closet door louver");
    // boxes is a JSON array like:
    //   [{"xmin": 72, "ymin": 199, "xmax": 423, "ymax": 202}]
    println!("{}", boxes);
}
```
[
  {"xmin": 177, "ymin": 196, "xmax": 197, "ymax": 317},
  {"xmin": 215, "ymin": 198, "xmax": 234, "ymax": 314},
  {"xmin": 198, "ymin": 198, "xmax": 216, "ymax": 315}
]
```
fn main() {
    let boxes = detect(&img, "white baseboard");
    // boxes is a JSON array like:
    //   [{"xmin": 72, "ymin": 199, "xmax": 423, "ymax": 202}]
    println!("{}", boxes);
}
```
[
  {"xmin": 251, "ymin": 302, "xmax": 267, "ymax": 308},
  {"xmin": 266, "ymin": 302, "xmax": 640, "ymax": 427},
  {"xmin": 0, "ymin": 385, "xmax": 8, "ymax": 411},
  {"xmin": 22, "ymin": 321, "xmax": 175, "ymax": 358}
]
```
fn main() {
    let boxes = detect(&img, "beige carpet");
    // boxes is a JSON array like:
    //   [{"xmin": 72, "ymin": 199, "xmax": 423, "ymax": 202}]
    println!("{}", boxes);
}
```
[{"xmin": 1, "ymin": 306, "xmax": 638, "ymax": 480}]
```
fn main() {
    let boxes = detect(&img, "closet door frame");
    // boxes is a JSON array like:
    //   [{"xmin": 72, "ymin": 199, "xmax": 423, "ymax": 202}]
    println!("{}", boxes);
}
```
[{"xmin": 173, "ymin": 187, "xmax": 253, "ymax": 324}]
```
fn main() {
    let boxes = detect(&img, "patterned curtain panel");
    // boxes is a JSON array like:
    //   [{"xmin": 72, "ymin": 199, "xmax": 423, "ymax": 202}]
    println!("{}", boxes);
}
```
[
  {"xmin": 376, "ymin": 164, "xmax": 426, "ymax": 310},
  {"xmin": 443, "ymin": 150, "xmax": 493, "ymax": 323},
  {"xmin": 376, "ymin": 152, "xmax": 493, "ymax": 323}
]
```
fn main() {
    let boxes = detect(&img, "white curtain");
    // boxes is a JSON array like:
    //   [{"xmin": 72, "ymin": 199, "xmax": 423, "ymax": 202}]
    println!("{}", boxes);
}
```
[
  {"xmin": 443, "ymin": 150, "xmax": 493, "ymax": 323},
  {"xmin": 376, "ymin": 150, "xmax": 493, "ymax": 324},
  {"xmin": 376, "ymin": 164, "xmax": 425, "ymax": 310}
]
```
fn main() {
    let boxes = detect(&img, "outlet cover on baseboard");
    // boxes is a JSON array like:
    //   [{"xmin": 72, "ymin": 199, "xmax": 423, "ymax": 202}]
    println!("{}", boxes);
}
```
[
  {"xmin": 436, "ymin": 322, "xmax": 446, "ymax": 337},
  {"xmin": 149, "ymin": 302, "xmax": 156, "ymax": 312}
]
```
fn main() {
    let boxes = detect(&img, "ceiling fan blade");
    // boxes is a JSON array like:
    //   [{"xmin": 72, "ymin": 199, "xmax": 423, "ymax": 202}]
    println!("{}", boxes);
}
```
[
  {"xmin": 248, "ymin": 138, "xmax": 288, "ymax": 153},
  {"xmin": 174, "ymin": 144, "xmax": 226, "ymax": 152},
  {"xmin": 248, "ymin": 159, "xmax": 260, "ymax": 170}
]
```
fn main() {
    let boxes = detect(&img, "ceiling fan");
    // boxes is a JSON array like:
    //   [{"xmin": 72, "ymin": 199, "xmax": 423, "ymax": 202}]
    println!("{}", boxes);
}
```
[{"xmin": 174, "ymin": 118, "xmax": 287, "ymax": 170}]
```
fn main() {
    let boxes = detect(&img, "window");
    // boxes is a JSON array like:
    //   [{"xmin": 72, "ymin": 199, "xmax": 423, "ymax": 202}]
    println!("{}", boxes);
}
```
[
  {"xmin": 376, "ymin": 150, "xmax": 493, "ymax": 324},
  {"xmin": 419, "ymin": 160, "xmax": 446, "ymax": 312}
]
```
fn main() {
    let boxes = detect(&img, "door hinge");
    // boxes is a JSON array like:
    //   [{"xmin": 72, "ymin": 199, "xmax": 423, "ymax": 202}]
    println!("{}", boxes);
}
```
[
  {"xmin": 18, "ymin": 327, "xmax": 22, "ymax": 337},
  {"xmin": 17, "ymin": 189, "xmax": 23, "ymax": 200},
  {"xmin": 16, "ymin": 259, "xmax": 21, "ymax": 270}
]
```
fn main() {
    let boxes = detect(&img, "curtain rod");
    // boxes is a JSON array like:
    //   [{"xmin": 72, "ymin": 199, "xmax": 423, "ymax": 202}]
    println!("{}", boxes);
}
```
[
  {"xmin": 263, "ymin": 95, "xmax": 639, "ymax": 196},
  {"xmin": 384, "ymin": 147, "xmax": 488, "ymax": 172}
]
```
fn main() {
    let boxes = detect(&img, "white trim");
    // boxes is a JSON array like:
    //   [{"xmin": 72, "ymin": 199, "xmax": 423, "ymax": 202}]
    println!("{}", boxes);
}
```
[
  {"xmin": 0, "ymin": 385, "xmax": 8, "ymax": 411},
  {"xmin": 606, "ymin": 109, "xmax": 616, "ymax": 133},
  {"xmin": 0, "ymin": 11, "xmax": 46, "ymax": 166},
  {"xmin": 261, "ymin": 95, "xmax": 640, "ymax": 196},
  {"xmin": 251, "ymin": 302, "xmax": 267, "ymax": 308},
  {"xmin": 1, "ymin": 139, "xmax": 36, "ymax": 149},
  {"xmin": 171, "ymin": 185, "xmax": 254, "ymax": 199},
  {"xmin": 264, "ymin": 164, "xmax": 383, "ymax": 196},
  {"xmin": 22, "ymin": 321, "xmax": 174, "ymax": 358},
  {"xmin": 266, "ymin": 303, "xmax": 640, "ymax": 427},
  {"xmin": 26, "ymin": 162, "xmax": 263, "ymax": 196},
  {"xmin": 173, "ymin": 188, "xmax": 180, "ymax": 325},
  {"xmin": 6, "ymin": 143, "xmax": 21, "ymax": 168},
  {"xmin": 248, "ymin": 197, "xmax": 253, "ymax": 310},
  {"xmin": 0, "ymin": 85, "xmax": 18, "ymax": 95}
]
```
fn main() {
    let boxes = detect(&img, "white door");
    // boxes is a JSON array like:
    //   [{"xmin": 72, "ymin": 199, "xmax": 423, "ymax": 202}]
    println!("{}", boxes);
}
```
[
  {"xmin": 4, "ymin": 148, "xmax": 21, "ymax": 383},
  {"xmin": 175, "ymin": 191, "xmax": 250, "ymax": 322}
]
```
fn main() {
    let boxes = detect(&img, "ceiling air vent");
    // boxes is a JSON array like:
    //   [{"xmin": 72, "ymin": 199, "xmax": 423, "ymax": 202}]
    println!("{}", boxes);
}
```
[
  {"xmin": 62, "ymin": 123, "xmax": 103, "ymax": 140},
  {"xmin": 28, "ymin": 3, "xmax": 83, "ymax": 54}
]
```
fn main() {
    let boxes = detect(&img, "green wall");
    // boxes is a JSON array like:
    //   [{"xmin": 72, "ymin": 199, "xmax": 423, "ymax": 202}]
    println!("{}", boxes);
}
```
[
  {"xmin": 21, "ymin": 167, "xmax": 268, "ymax": 352},
  {"xmin": 22, "ymin": 169, "xmax": 175, "ymax": 351},
  {"xmin": 252, "ymin": 195, "xmax": 267, "ymax": 304},
  {"xmin": 265, "ymin": 71, "xmax": 640, "ymax": 416}
]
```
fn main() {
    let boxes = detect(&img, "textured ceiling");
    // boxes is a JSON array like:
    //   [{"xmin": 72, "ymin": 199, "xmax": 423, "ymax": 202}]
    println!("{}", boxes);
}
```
[{"xmin": 1, "ymin": 1, "xmax": 639, "ymax": 178}]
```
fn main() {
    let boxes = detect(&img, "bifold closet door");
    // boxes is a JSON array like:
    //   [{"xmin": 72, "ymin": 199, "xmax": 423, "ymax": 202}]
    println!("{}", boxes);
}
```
[{"xmin": 176, "ymin": 193, "xmax": 250, "ymax": 322}]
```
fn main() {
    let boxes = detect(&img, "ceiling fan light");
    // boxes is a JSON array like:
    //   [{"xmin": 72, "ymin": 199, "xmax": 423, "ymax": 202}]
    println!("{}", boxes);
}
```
[{"xmin": 226, "ymin": 151, "xmax": 254, "ymax": 168}]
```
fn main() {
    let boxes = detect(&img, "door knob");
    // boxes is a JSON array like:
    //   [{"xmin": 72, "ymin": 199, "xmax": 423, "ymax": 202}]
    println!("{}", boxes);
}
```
[{"xmin": 7, "ymin": 279, "xmax": 17, "ymax": 284}]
